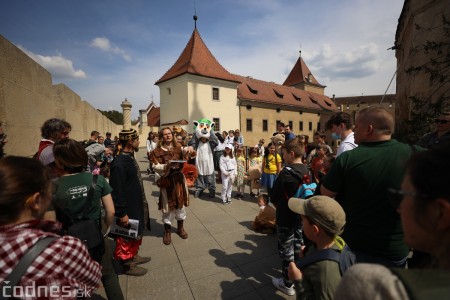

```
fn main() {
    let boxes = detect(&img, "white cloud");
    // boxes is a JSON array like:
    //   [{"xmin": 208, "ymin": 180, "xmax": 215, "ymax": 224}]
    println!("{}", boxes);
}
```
[
  {"xmin": 90, "ymin": 37, "xmax": 131, "ymax": 62},
  {"xmin": 18, "ymin": 45, "xmax": 87, "ymax": 79},
  {"xmin": 304, "ymin": 43, "xmax": 381, "ymax": 81}
]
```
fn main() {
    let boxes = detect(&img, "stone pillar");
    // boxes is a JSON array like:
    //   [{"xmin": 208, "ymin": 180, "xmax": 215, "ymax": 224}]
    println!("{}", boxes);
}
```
[
  {"xmin": 139, "ymin": 109, "xmax": 147, "ymax": 134},
  {"xmin": 121, "ymin": 98, "xmax": 132, "ymax": 130}
]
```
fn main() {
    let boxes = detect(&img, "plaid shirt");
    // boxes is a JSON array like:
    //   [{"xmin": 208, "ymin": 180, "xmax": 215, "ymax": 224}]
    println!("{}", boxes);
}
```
[{"xmin": 0, "ymin": 220, "xmax": 101, "ymax": 299}]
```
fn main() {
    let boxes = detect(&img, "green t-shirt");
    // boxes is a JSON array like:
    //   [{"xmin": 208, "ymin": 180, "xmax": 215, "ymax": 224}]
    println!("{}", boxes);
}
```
[
  {"xmin": 322, "ymin": 139, "xmax": 418, "ymax": 260},
  {"xmin": 54, "ymin": 173, "xmax": 112, "ymax": 227}
]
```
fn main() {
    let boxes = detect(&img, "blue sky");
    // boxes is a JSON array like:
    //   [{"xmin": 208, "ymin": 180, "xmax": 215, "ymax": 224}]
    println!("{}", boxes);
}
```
[{"xmin": 1, "ymin": 0, "xmax": 404, "ymax": 119}]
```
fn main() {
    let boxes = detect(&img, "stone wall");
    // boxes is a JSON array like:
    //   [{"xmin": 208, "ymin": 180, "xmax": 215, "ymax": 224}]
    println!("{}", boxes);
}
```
[{"xmin": 0, "ymin": 34, "xmax": 125, "ymax": 157}]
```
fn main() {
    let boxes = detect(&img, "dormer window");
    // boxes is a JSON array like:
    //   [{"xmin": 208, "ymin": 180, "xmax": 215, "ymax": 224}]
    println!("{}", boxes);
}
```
[
  {"xmin": 292, "ymin": 93, "xmax": 301, "ymax": 101},
  {"xmin": 324, "ymin": 100, "xmax": 332, "ymax": 107},
  {"xmin": 247, "ymin": 84, "xmax": 258, "ymax": 94},
  {"xmin": 274, "ymin": 89, "xmax": 284, "ymax": 99},
  {"xmin": 309, "ymin": 96, "xmax": 318, "ymax": 104}
]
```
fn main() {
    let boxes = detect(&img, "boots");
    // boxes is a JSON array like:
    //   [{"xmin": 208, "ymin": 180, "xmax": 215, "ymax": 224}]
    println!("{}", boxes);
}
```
[
  {"xmin": 163, "ymin": 224, "xmax": 172, "ymax": 245},
  {"xmin": 122, "ymin": 259, "xmax": 147, "ymax": 276},
  {"xmin": 177, "ymin": 220, "xmax": 188, "ymax": 239}
]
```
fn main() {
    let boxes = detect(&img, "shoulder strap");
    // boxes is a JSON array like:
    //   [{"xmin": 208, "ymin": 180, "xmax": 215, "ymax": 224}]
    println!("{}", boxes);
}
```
[
  {"xmin": 1, "ymin": 237, "xmax": 57, "ymax": 292},
  {"xmin": 296, "ymin": 248, "xmax": 341, "ymax": 270}
]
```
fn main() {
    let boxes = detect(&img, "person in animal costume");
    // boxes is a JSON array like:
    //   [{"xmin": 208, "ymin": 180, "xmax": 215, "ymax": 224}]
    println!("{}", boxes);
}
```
[{"xmin": 187, "ymin": 118, "xmax": 219, "ymax": 198}]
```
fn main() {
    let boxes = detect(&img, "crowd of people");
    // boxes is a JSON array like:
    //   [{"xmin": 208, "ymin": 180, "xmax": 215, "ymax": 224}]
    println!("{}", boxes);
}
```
[{"xmin": 0, "ymin": 108, "xmax": 449, "ymax": 299}]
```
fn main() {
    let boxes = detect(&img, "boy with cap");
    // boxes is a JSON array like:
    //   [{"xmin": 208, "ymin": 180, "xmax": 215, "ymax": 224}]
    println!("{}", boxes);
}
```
[{"xmin": 287, "ymin": 196, "xmax": 352, "ymax": 300}]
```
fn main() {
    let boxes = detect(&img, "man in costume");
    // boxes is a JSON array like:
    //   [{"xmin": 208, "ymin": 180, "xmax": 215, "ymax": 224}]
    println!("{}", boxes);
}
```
[
  {"xmin": 151, "ymin": 127, "xmax": 190, "ymax": 245},
  {"xmin": 109, "ymin": 129, "xmax": 151, "ymax": 276},
  {"xmin": 188, "ymin": 119, "xmax": 219, "ymax": 198}
]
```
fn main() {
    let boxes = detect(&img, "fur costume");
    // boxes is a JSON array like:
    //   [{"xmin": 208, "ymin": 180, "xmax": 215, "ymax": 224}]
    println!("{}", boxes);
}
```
[
  {"xmin": 151, "ymin": 145, "xmax": 189, "ymax": 213},
  {"xmin": 244, "ymin": 166, "xmax": 261, "ymax": 190},
  {"xmin": 187, "ymin": 119, "xmax": 218, "ymax": 196}
]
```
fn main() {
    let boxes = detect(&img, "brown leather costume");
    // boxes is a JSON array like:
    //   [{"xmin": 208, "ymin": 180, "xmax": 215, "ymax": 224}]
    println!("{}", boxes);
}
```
[{"xmin": 151, "ymin": 146, "xmax": 189, "ymax": 211}]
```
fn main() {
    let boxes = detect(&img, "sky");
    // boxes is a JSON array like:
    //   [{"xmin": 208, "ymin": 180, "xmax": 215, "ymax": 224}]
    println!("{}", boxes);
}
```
[{"xmin": 1, "ymin": 0, "xmax": 404, "ymax": 119}]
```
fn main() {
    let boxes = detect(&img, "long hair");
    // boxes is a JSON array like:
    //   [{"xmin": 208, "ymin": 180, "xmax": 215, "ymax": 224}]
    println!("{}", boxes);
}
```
[
  {"xmin": 0, "ymin": 156, "xmax": 51, "ymax": 225},
  {"xmin": 158, "ymin": 127, "xmax": 178, "ymax": 148}
]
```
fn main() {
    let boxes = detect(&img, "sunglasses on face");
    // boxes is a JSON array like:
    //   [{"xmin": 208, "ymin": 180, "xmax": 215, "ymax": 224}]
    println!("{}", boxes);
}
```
[{"xmin": 435, "ymin": 119, "xmax": 450, "ymax": 124}]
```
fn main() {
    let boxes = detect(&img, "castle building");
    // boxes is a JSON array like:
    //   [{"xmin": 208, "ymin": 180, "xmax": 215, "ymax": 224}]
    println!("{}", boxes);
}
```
[{"xmin": 154, "ymin": 19, "xmax": 338, "ymax": 146}]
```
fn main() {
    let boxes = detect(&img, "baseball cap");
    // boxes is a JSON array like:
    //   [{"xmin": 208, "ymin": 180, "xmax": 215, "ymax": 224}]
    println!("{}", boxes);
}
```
[
  {"xmin": 288, "ymin": 196, "xmax": 346, "ymax": 235},
  {"xmin": 225, "ymin": 143, "xmax": 233, "ymax": 149}
]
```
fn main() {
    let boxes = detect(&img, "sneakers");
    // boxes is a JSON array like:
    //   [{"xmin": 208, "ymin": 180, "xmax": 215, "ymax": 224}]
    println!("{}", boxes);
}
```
[
  {"xmin": 222, "ymin": 198, "xmax": 231, "ymax": 205},
  {"xmin": 132, "ymin": 254, "xmax": 151, "ymax": 265},
  {"xmin": 272, "ymin": 277, "xmax": 295, "ymax": 296}
]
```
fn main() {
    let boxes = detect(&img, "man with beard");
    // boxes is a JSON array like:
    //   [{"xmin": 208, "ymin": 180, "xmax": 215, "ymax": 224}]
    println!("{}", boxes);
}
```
[
  {"xmin": 34, "ymin": 118, "xmax": 71, "ymax": 178},
  {"xmin": 151, "ymin": 127, "xmax": 190, "ymax": 245},
  {"xmin": 109, "ymin": 129, "xmax": 151, "ymax": 276}
]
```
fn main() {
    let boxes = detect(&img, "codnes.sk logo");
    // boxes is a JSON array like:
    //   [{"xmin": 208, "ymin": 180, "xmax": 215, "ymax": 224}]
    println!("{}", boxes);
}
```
[{"xmin": 1, "ymin": 281, "xmax": 91, "ymax": 298}]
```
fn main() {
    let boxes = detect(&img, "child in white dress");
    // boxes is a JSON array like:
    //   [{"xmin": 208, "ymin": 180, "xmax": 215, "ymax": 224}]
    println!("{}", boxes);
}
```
[{"xmin": 219, "ymin": 144, "xmax": 236, "ymax": 204}]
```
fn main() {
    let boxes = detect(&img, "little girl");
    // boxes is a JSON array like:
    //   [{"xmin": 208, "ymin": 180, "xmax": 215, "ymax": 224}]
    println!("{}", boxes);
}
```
[
  {"xmin": 261, "ymin": 143, "xmax": 282, "ymax": 197},
  {"xmin": 219, "ymin": 144, "xmax": 236, "ymax": 204},
  {"xmin": 234, "ymin": 147, "xmax": 246, "ymax": 200},
  {"xmin": 247, "ymin": 147, "xmax": 262, "ymax": 197}
]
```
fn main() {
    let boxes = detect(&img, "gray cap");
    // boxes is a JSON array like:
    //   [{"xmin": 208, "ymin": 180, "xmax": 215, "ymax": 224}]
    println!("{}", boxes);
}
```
[{"xmin": 288, "ymin": 196, "xmax": 346, "ymax": 235}]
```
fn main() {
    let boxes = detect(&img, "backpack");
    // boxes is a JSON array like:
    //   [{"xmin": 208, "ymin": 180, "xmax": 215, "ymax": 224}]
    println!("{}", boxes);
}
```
[
  {"xmin": 53, "ymin": 175, "xmax": 104, "ymax": 263},
  {"xmin": 296, "ymin": 238, "xmax": 356, "ymax": 276},
  {"xmin": 294, "ymin": 182, "xmax": 317, "ymax": 199},
  {"xmin": 285, "ymin": 167, "xmax": 316, "ymax": 199}
]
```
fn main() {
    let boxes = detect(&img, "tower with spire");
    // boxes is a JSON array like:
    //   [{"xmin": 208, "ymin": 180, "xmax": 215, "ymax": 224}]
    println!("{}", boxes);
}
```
[
  {"xmin": 155, "ymin": 16, "xmax": 338, "ymax": 146},
  {"xmin": 283, "ymin": 50, "xmax": 326, "ymax": 95}
]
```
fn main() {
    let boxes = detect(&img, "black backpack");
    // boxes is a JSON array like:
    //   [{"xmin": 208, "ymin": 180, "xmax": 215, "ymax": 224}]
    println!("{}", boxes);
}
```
[
  {"xmin": 53, "ymin": 175, "xmax": 104, "ymax": 263},
  {"xmin": 296, "ymin": 243, "xmax": 356, "ymax": 276}
]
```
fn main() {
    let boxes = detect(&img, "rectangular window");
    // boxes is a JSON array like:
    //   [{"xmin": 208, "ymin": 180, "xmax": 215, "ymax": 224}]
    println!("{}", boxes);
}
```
[
  {"xmin": 317, "ymin": 122, "xmax": 321, "ymax": 131},
  {"xmin": 246, "ymin": 119, "xmax": 253, "ymax": 132},
  {"xmin": 263, "ymin": 120, "xmax": 268, "ymax": 131},
  {"xmin": 212, "ymin": 87, "xmax": 219, "ymax": 101},
  {"xmin": 309, "ymin": 121, "xmax": 313, "ymax": 131},
  {"xmin": 276, "ymin": 120, "xmax": 281, "ymax": 132},
  {"xmin": 299, "ymin": 121, "xmax": 303, "ymax": 131},
  {"xmin": 213, "ymin": 118, "xmax": 220, "ymax": 133},
  {"xmin": 289, "ymin": 121, "xmax": 293, "ymax": 131}
]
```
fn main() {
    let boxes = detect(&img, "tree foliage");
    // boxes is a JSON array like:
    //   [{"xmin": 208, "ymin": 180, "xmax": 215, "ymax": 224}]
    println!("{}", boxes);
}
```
[
  {"xmin": 98, "ymin": 109, "xmax": 124, "ymax": 125},
  {"xmin": 399, "ymin": 15, "xmax": 450, "ymax": 143}
]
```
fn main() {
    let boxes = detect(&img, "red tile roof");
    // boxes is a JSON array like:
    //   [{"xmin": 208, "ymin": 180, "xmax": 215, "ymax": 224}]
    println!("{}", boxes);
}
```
[
  {"xmin": 147, "ymin": 107, "xmax": 160, "ymax": 126},
  {"xmin": 283, "ymin": 56, "xmax": 324, "ymax": 88},
  {"xmin": 237, "ymin": 75, "xmax": 337, "ymax": 112},
  {"xmin": 155, "ymin": 28, "xmax": 239, "ymax": 84}
]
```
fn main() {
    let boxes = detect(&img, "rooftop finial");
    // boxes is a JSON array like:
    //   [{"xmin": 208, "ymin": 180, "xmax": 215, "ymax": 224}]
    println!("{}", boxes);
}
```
[
  {"xmin": 299, "ymin": 49, "xmax": 302, "ymax": 58},
  {"xmin": 193, "ymin": 0, "xmax": 198, "ymax": 28}
]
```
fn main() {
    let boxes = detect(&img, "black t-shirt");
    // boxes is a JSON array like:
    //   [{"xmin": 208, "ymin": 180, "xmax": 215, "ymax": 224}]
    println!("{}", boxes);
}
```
[{"xmin": 270, "ymin": 163, "xmax": 309, "ymax": 227}]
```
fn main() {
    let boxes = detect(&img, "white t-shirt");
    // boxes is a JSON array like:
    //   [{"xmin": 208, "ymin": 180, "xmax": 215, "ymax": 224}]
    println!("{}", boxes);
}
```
[{"xmin": 336, "ymin": 132, "xmax": 357, "ymax": 157}]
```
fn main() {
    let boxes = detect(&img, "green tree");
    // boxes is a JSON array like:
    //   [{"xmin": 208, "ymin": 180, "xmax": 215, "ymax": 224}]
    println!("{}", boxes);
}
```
[{"xmin": 98, "ymin": 109, "xmax": 124, "ymax": 125}]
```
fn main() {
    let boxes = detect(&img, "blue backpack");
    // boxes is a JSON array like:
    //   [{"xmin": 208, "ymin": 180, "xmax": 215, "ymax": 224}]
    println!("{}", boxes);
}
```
[{"xmin": 294, "ymin": 182, "xmax": 317, "ymax": 199}]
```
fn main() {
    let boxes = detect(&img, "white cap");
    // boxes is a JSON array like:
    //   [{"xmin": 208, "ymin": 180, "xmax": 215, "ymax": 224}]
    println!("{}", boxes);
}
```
[{"xmin": 225, "ymin": 143, "xmax": 233, "ymax": 149}]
